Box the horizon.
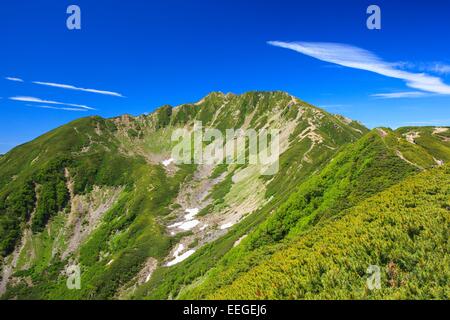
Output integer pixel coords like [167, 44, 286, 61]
[1, 0, 450, 153]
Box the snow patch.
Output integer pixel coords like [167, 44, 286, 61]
[173, 244, 185, 257]
[168, 221, 183, 228]
[162, 158, 175, 166]
[168, 208, 200, 231]
[166, 243, 195, 267]
[184, 208, 199, 220]
[167, 250, 196, 267]
[178, 220, 200, 230]
[220, 222, 234, 230]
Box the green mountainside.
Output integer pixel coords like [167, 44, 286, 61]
[190, 164, 450, 299]
[0, 91, 448, 300]
[178, 127, 449, 299]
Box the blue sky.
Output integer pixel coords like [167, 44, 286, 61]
[1, 0, 450, 153]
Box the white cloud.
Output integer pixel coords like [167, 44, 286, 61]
[268, 41, 450, 96]
[5, 77, 24, 82]
[371, 91, 429, 99]
[397, 62, 450, 75]
[424, 63, 450, 75]
[399, 62, 450, 75]
[26, 104, 88, 112]
[32, 81, 124, 97]
[9, 96, 95, 110]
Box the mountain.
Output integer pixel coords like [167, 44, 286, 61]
[186, 163, 450, 299]
[0, 91, 448, 300]
[179, 128, 450, 299]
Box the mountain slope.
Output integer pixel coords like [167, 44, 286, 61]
[0, 91, 367, 299]
[395, 126, 450, 165]
[202, 164, 450, 299]
[1, 91, 448, 300]
[178, 127, 450, 299]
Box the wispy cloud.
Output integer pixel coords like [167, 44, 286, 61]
[371, 91, 429, 99]
[33, 81, 125, 97]
[5, 77, 24, 82]
[26, 104, 88, 112]
[9, 96, 95, 110]
[268, 41, 450, 96]
[4, 76, 124, 97]
[398, 62, 450, 75]
[431, 63, 450, 75]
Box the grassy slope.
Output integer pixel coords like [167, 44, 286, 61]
[396, 127, 450, 164]
[1, 160, 196, 300]
[199, 164, 450, 299]
[0, 115, 154, 254]
[0, 113, 198, 299]
[179, 129, 449, 299]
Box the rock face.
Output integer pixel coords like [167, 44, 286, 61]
[0, 91, 448, 300]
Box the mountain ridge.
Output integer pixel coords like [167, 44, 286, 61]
[0, 91, 449, 300]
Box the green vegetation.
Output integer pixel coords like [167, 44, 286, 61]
[178, 128, 450, 299]
[0, 92, 448, 300]
[195, 165, 450, 299]
[148, 133, 421, 300]
[250, 130, 417, 247]
[396, 126, 450, 164]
